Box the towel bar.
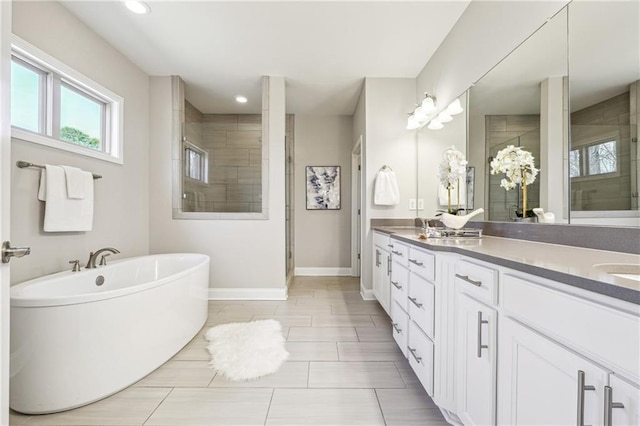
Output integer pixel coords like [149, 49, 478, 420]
[16, 161, 102, 180]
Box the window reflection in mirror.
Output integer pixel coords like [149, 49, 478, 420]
[568, 1, 639, 215]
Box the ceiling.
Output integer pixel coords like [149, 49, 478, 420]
[61, 1, 470, 115]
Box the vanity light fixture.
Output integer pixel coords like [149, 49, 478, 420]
[413, 105, 428, 122]
[235, 96, 248, 104]
[437, 111, 453, 123]
[427, 118, 444, 130]
[124, 0, 151, 14]
[447, 98, 464, 115]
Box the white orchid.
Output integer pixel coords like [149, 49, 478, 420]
[438, 146, 467, 190]
[490, 145, 539, 190]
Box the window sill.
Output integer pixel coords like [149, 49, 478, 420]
[11, 128, 123, 165]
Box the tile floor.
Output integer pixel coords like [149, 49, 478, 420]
[9, 276, 448, 426]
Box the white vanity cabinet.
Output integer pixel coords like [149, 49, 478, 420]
[454, 260, 499, 426]
[372, 232, 392, 314]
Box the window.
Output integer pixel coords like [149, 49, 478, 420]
[570, 139, 618, 179]
[184, 142, 208, 183]
[10, 35, 123, 164]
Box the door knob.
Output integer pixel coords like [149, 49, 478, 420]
[2, 241, 31, 263]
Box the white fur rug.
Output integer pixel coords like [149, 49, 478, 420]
[204, 319, 289, 381]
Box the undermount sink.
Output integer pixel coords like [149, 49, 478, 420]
[593, 263, 640, 282]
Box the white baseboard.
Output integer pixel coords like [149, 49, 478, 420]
[360, 287, 376, 300]
[294, 267, 353, 276]
[208, 287, 288, 300]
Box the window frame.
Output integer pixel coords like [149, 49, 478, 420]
[569, 132, 621, 182]
[183, 140, 209, 184]
[10, 35, 124, 164]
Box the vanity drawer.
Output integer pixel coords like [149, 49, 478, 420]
[455, 258, 498, 305]
[408, 247, 436, 281]
[408, 320, 435, 396]
[389, 238, 409, 263]
[391, 301, 409, 358]
[502, 273, 640, 380]
[408, 273, 435, 339]
[373, 231, 390, 249]
[391, 263, 409, 312]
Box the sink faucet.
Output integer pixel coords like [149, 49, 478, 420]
[86, 247, 120, 269]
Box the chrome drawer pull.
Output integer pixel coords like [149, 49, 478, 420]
[392, 323, 402, 334]
[409, 297, 423, 308]
[577, 370, 596, 426]
[408, 347, 422, 363]
[455, 273, 482, 287]
[408, 258, 424, 266]
[604, 386, 625, 426]
[387, 244, 394, 248]
[375, 249, 381, 267]
[391, 281, 402, 290]
[391, 250, 403, 256]
[477, 311, 489, 358]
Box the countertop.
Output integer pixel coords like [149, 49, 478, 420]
[374, 226, 640, 305]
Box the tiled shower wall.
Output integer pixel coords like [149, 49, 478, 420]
[485, 114, 541, 221]
[570, 91, 632, 211]
[184, 102, 263, 213]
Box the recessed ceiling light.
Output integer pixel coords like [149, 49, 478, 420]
[235, 96, 248, 104]
[124, 1, 151, 15]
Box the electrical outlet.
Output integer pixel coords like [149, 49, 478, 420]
[409, 199, 417, 210]
[417, 199, 424, 210]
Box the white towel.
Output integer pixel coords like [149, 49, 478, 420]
[374, 169, 400, 205]
[38, 165, 94, 232]
[438, 180, 466, 207]
[61, 165, 92, 199]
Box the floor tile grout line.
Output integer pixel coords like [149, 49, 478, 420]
[141, 387, 175, 426]
[373, 388, 389, 426]
[262, 388, 276, 426]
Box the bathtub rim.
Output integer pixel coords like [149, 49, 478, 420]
[10, 253, 210, 308]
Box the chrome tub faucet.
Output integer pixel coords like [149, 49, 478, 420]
[86, 247, 120, 269]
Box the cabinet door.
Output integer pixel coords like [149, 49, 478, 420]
[498, 318, 608, 426]
[607, 375, 640, 426]
[456, 293, 497, 426]
[372, 247, 390, 314]
[391, 301, 409, 358]
[408, 320, 435, 396]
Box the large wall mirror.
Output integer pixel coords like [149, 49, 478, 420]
[467, 0, 639, 227]
[568, 1, 639, 223]
[468, 6, 568, 222]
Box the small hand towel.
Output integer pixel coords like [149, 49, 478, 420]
[39, 165, 94, 232]
[374, 168, 400, 205]
[61, 165, 92, 199]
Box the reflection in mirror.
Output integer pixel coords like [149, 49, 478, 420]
[568, 1, 639, 220]
[468, 7, 567, 222]
[417, 91, 468, 217]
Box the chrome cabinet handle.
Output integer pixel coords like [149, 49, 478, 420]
[408, 258, 424, 266]
[577, 370, 596, 426]
[456, 273, 482, 287]
[1, 241, 31, 264]
[477, 311, 489, 358]
[409, 297, 423, 308]
[391, 281, 402, 290]
[387, 256, 391, 276]
[408, 347, 422, 363]
[376, 249, 381, 267]
[391, 250, 403, 256]
[387, 244, 394, 248]
[604, 385, 625, 426]
[392, 323, 402, 334]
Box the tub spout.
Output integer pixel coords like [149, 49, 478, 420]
[86, 248, 120, 269]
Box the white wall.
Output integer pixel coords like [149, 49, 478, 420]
[360, 78, 417, 293]
[294, 115, 353, 275]
[10, 1, 150, 283]
[149, 76, 287, 299]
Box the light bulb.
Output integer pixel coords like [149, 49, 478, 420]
[447, 99, 464, 115]
[413, 106, 427, 121]
[427, 119, 443, 130]
[406, 114, 420, 130]
[421, 96, 437, 114]
[235, 95, 248, 103]
[438, 111, 453, 123]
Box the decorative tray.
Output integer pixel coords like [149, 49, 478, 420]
[421, 227, 482, 239]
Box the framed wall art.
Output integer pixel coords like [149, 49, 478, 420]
[306, 166, 341, 210]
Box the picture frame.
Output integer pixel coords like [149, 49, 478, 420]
[466, 166, 475, 210]
[306, 166, 341, 210]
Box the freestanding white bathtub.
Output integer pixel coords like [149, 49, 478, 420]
[10, 253, 209, 414]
